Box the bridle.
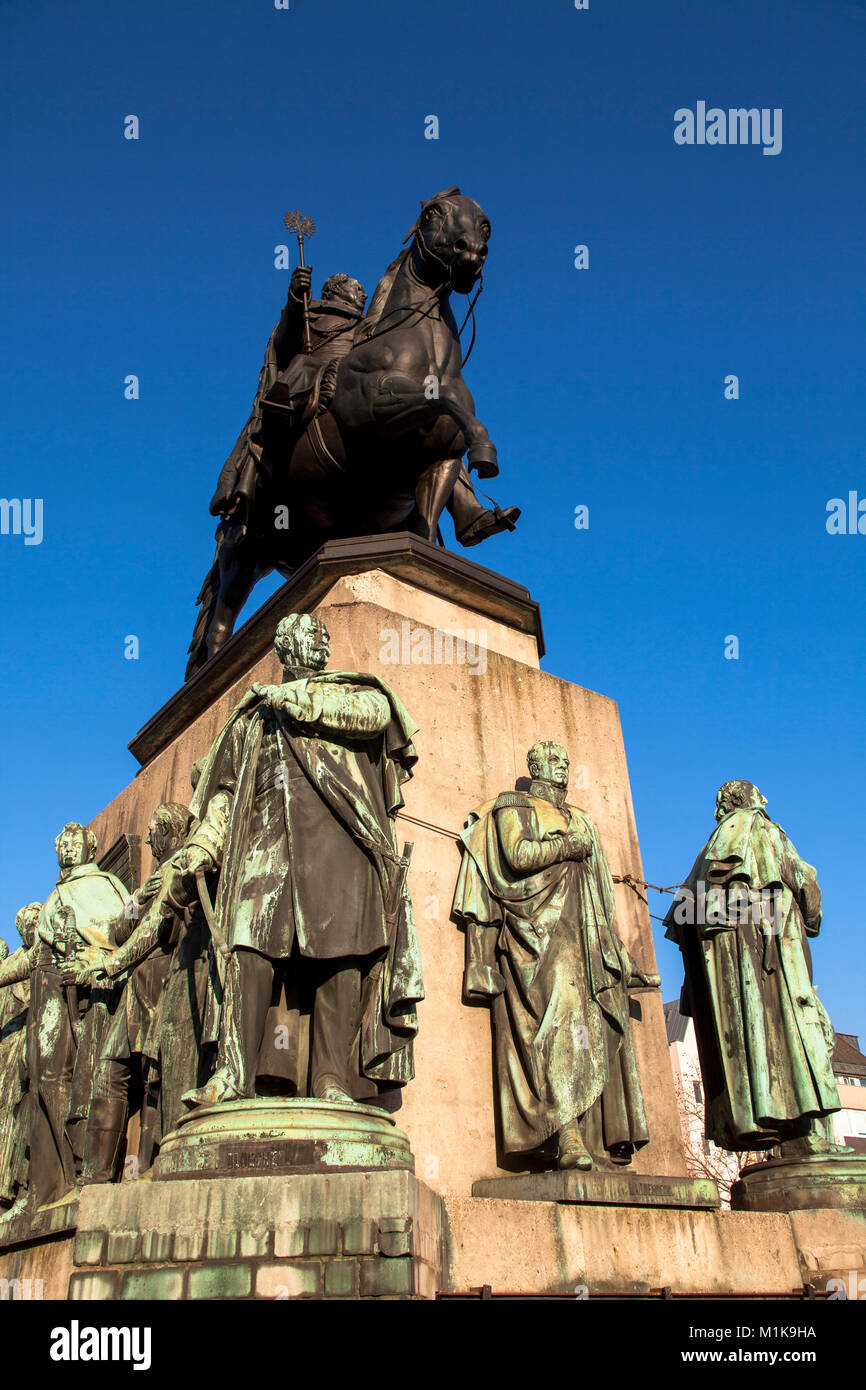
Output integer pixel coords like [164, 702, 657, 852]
[357, 215, 485, 364]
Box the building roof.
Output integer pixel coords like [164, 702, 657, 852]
[833, 1033, 866, 1079]
[663, 999, 690, 1045]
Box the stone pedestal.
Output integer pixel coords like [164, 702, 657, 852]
[67, 1170, 446, 1301]
[91, 533, 688, 1197]
[731, 1152, 866, 1213]
[472, 1170, 719, 1210]
[153, 1099, 414, 1180]
[4, 533, 863, 1299]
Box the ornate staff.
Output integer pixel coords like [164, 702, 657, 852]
[283, 209, 316, 354]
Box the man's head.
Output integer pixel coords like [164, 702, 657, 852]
[527, 740, 570, 789]
[15, 902, 41, 948]
[55, 822, 97, 870]
[321, 273, 366, 314]
[714, 780, 767, 822]
[274, 613, 331, 673]
[146, 803, 194, 866]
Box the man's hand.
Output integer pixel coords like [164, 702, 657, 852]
[289, 265, 312, 302]
[563, 828, 594, 861]
[170, 845, 216, 879]
[251, 681, 311, 722]
[158, 844, 216, 910]
[60, 947, 111, 988]
[137, 870, 163, 903]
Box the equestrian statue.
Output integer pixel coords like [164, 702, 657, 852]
[185, 188, 520, 678]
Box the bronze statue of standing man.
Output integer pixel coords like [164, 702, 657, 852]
[177, 613, 424, 1108]
[665, 780, 841, 1155]
[452, 741, 654, 1171]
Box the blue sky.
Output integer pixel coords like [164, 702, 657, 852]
[2, 0, 864, 1037]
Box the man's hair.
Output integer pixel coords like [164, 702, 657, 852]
[15, 901, 42, 946]
[54, 822, 98, 860]
[527, 740, 567, 775]
[715, 780, 767, 820]
[150, 803, 194, 847]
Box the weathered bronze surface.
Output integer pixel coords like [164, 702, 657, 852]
[0, 905, 39, 1212]
[471, 1170, 720, 1209]
[0, 826, 127, 1207]
[67, 800, 206, 1184]
[731, 1150, 866, 1212]
[665, 780, 843, 1153]
[186, 189, 520, 675]
[176, 612, 423, 1108]
[451, 740, 657, 1172]
[153, 1098, 414, 1181]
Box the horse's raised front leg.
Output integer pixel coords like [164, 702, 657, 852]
[371, 374, 499, 478]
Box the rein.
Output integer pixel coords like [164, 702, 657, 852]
[356, 227, 484, 361]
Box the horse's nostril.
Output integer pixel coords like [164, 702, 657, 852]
[454, 237, 469, 252]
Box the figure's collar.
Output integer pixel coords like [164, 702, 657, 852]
[280, 663, 320, 683]
[530, 779, 568, 810]
[57, 861, 98, 883]
[314, 299, 364, 320]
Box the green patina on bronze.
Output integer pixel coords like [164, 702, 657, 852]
[0, 615, 425, 1223]
[665, 780, 843, 1153]
[179, 612, 423, 1109]
[0, 905, 39, 1211]
[451, 740, 658, 1172]
[0, 826, 127, 1208]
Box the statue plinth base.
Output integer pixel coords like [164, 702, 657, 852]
[731, 1151, 866, 1213]
[471, 1169, 720, 1209]
[153, 1098, 414, 1181]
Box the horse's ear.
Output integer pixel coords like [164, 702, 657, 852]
[404, 187, 462, 243]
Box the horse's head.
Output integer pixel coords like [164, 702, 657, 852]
[409, 188, 490, 294]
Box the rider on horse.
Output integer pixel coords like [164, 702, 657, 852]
[209, 265, 519, 549]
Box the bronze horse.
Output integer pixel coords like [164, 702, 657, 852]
[186, 189, 512, 677]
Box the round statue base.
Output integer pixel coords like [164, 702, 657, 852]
[731, 1151, 866, 1212]
[153, 1098, 415, 1181]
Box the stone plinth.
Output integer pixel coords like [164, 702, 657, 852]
[67, 1170, 445, 1301]
[442, 1198, 806, 1298]
[0, 1197, 78, 1300]
[90, 533, 687, 1199]
[153, 1099, 414, 1181]
[731, 1152, 866, 1213]
[472, 1170, 719, 1210]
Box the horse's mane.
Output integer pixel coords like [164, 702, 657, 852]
[355, 190, 461, 342]
[356, 249, 410, 338]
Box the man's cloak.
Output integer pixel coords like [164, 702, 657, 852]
[665, 807, 839, 1150]
[189, 670, 424, 1090]
[452, 788, 649, 1158]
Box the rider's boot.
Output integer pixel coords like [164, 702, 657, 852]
[448, 468, 520, 547]
[456, 504, 521, 547]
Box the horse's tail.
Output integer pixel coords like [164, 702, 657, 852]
[185, 552, 220, 680]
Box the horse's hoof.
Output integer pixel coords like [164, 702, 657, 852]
[467, 443, 499, 478]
